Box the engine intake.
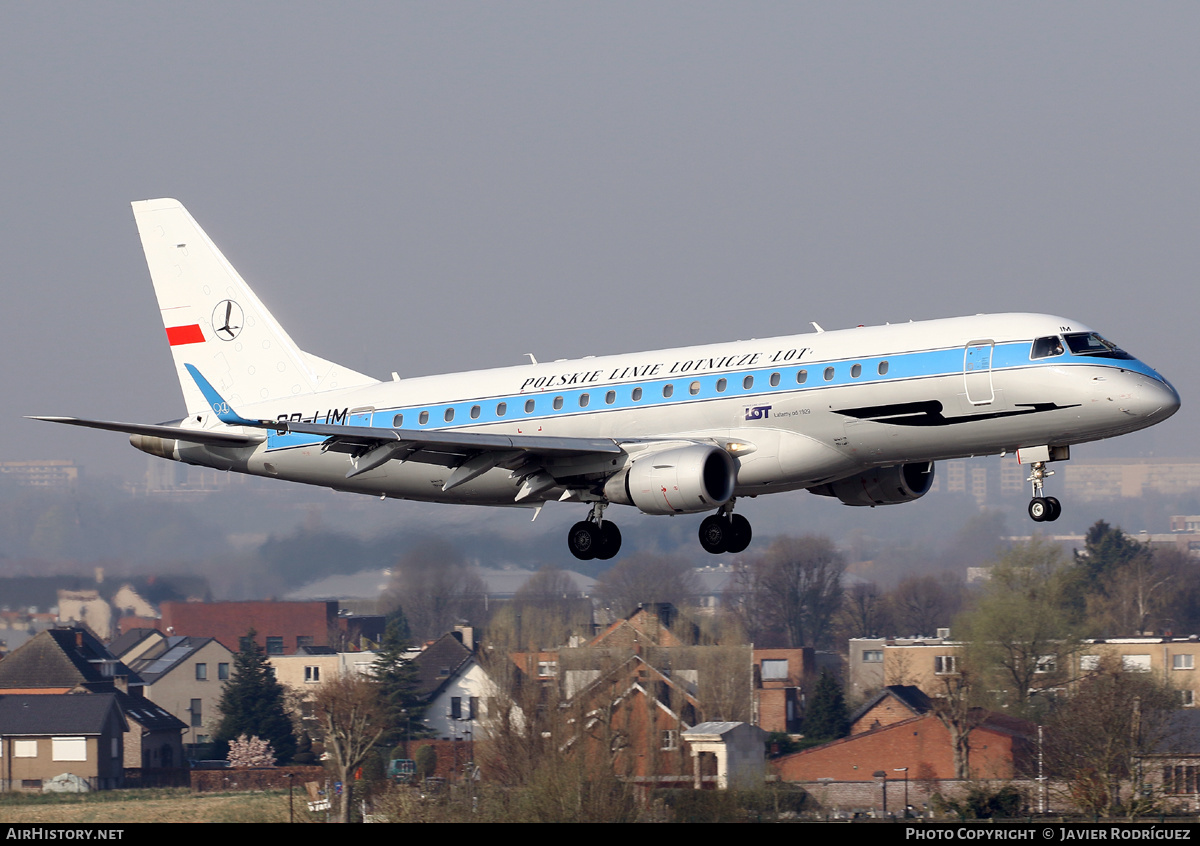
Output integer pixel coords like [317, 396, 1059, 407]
[808, 462, 934, 507]
[604, 445, 736, 516]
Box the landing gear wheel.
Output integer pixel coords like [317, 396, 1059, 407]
[726, 514, 752, 554]
[1044, 496, 1062, 522]
[567, 521, 600, 560]
[1028, 497, 1048, 522]
[595, 522, 623, 560]
[699, 515, 729, 554]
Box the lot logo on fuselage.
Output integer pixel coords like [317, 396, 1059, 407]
[744, 405, 771, 421]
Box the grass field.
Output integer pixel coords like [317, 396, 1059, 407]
[0, 788, 320, 824]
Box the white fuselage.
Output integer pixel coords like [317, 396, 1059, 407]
[168, 312, 1179, 507]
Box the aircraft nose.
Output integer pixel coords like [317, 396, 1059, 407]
[1124, 373, 1181, 424]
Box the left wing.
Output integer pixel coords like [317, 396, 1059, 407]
[186, 363, 628, 500]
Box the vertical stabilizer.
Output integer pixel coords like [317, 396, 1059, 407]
[132, 199, 376, 416]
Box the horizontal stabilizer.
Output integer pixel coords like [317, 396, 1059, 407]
[28, 416, 264, 447]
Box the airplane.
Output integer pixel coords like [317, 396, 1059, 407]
[33, 199, 1180, 562]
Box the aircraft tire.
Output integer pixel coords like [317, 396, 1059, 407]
[568, 521, 600, 560]
[1044, 497, 1062, 522]
[698, 515, 729, 554]
[596, 522, 622, 560]
[1028, 498, 1048, 522]
[725, 514, 752, 554]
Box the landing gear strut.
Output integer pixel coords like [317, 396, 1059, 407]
[567, 502, 622, 561]
[1026, 460, 1062, 523]
[698, 502, 753, 554]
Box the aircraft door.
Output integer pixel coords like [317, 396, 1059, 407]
[963, 341, 995, 405]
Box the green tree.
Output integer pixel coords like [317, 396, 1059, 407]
[956, 537, 1082, 719]
[213, 630, 296, 763]
[371, 619, 426, 755]
[802, 672, 849, 743]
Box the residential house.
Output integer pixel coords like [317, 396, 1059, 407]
[118, 634, 235, 752]
[0, 627, 185, 771]
[0, 693, 127, 791]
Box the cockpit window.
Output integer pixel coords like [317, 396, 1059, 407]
[1063, 332, 1133, 360]
[1031, 336, 1065, 359]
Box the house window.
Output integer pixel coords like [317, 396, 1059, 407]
[1035, 655, 1057, 674]
[14, 740, 37, 758]
[305, 666, 321, 683]
[537, 661, 558, 677]
[661, 730, 678, 751]
[191, 699, 203, 728]
[218, 663, 230, 680]
[934, 656, 957, 675]
[1175, 654, 1195, 670]
[1081, 655, 1100, 672]
[450, 697, 462, 720]
[52, 737, 86, 762]
[266, 637, 284, 655]
[761, 659, 789, 680]
[1122, 655, 1152, 673]
[297, 636, 314, 650]
[862, 650, 883, 663]
[469, 697, 479, 720]
[195, 663, 207, 681]
[1181, 689, 1196, 708]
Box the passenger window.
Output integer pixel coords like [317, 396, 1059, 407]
[743, 375, 754, 390]
[797, 370, 807, 384]
[662, 384, 673, 398]
[553, 396, 563, 410]
[632, 387, 642, 401]
[470, 405, 480, 419]
[524, 399, 535, 413]
[878, 361, 889, 375]
[444, 408, 455, 422]
[496, 402, 507, 416]
[418, 410, 429, 425]
[716, 378, 727, 393]
[605, 391, 616, 405]
[770, 373, 780, 387]
[824, 367, 834, 381]
[689, 381, 701, 395]
[579, 393, 589, 408]
[1032, 336, 1065, 359]
[392, 413, 403, 427]
[851, 364, 862, 378]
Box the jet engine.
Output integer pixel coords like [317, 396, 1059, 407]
[604, 445, 736, 516]
[807, 462, 934, 507]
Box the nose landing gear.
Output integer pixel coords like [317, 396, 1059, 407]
[1026, 460, 1062, 523]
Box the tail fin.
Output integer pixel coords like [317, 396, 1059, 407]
[132, 198, 377, 416]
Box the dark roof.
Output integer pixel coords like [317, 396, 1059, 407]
[849, 684, 933, 725]
[0, 627, 142, 691]
[412, 633, 473, 700]
[0, 693, 126, 736]
[114, 691, 187, 732]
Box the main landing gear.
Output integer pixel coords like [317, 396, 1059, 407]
[1026, 460, 1062, 523]
[567, 503, 622, 561]
[698, 503, 753, 555]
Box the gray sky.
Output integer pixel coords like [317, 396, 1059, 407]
[4, 2, 1197, 486]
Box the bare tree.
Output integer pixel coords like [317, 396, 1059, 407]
[594, 552, 698, 618]
[1043, 654, 1178, 817]
[382, 540, 487, 642]
[312, 674, 387, 824]
[891, 573, 965, 637]
[730, 535, 845, 649]
[488, 566, 591, 651]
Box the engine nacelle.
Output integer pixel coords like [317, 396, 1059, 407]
[807, 462, 935, 507]
[604, 445, 736, 516]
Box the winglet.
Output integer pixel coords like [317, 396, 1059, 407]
[184, 364, 262, 426]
